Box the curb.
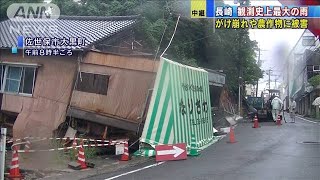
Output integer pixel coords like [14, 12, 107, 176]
[295, 115, 320, 124]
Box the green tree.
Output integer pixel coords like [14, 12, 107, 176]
[6, 0, 262, 93]
[309, 75, 320, 87]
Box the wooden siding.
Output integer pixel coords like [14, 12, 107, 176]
[83, 51, 159, 72]
[70, 62, 157, 123]
[0, 50, 78, 138]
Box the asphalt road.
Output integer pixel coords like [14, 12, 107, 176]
[87, 114, 320, 180]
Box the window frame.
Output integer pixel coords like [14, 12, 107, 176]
[302, 36, 316, 46]
[0, 63, 38, 97]
[313, 65, 320, 72]
[76, 71, 110, 95]
[3, 65, 23, 94]
[18, 66, 36, 96]
[0, 65, 6, 91]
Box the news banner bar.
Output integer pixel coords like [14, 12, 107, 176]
[190, 0, 320, 18]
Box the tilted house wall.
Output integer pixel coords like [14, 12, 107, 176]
[0, 50, 78, 138]
[0, 15, 142, 138]
[69, 51, 159, 132]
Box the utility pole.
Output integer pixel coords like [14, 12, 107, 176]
[256, 49, 260, 97]
[237, 7, 242, 116]
[267, 69, 272, 90]
[238, 44, 242, 116]
[256, 46, 268, 97]
[287, 61, 290, 109]
[238, 33, 243, 116]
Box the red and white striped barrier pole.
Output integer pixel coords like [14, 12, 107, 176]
[72, 137, 78, 158]
[72, 138, 77, 149]
[11, 139, 129, 153]
[24, 139, 31, 153]
[8, 137, 122, 143]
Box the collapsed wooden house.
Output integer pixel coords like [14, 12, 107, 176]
[0, 15, 158, 138]
[0, 15, 226, 140]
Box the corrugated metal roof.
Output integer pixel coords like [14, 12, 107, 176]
[0, 15, 138, 49]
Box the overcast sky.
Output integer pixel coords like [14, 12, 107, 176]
[225, 0, 304, 94]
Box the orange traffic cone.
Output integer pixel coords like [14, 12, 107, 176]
[8, 146, 22, 180]
[120, 141, 129, 161]
[77, 140, 87, 169]
[227, 126, 237, 143]
[276, 115, 282, 126]
[252, 115, 260, 128]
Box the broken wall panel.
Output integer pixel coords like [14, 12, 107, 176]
[70, 51, 158, 123]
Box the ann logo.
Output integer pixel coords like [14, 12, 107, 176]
[14, 6, 50, 19]
[7, 3, 60, 20]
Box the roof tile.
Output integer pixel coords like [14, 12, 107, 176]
[0, 15, 138, 49]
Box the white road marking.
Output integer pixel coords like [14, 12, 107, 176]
[104, 162, 166, 180]
[296, 116, 319, 124]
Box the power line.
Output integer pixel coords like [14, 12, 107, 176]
[159, 10, 217, 46]
[153, 19, 168, 60]
[161, 15, 181, 57]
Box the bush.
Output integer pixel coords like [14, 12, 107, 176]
[47, 136, 98, 162]
[83, 147, 97, 159]
[308, 75, 320, 87]
[311, 110, 316, 118]
[66, 144, 97, 161]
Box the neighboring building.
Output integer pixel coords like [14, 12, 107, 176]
[244, 84, 255, 97]
[279, 83, 286, 103]
[204, 68, 226, 108]
[283, 29, 320, 116]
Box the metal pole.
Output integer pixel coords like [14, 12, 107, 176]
[256, 48, 261, 97]
[256, 47, 269, 96]
[1, 128, 7, 180]
[238, 83, 241, 115]
[268, 69, 271, 90]
[237, 26, 242, 116]
[287, 64, 290, 109]
[238, 77, 242, 116]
